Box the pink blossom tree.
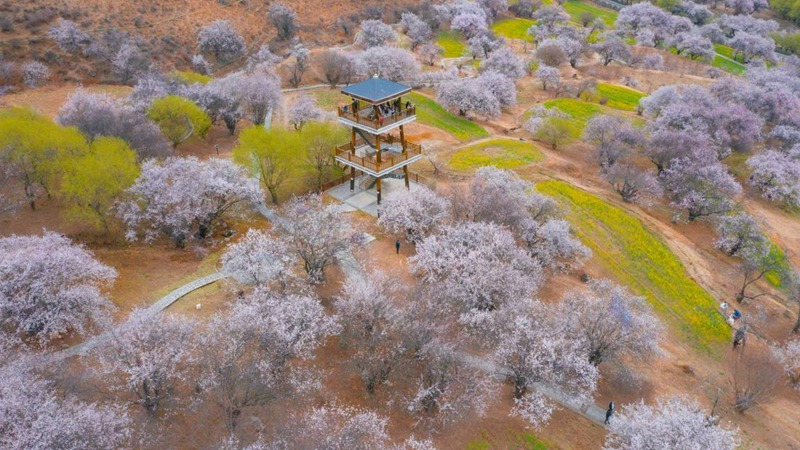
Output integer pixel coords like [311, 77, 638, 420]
[436, 77, 501, 119]
[661, 157, 742, 221]
[0, 362, 131, 449]
[221, 228, 294, 286]
[747, 150, 800, 208]
[94, 310, 195, 415]
[358, 19, 398, 47]
[267, 2, 298, 41]
[197, 289, 336, 431]
[336, 270, 411, 394]
[21, 61, 50, 88]
[604, 396, 739, 449]
[377, 185, 452, 243]
[197, 20, 246, 64]
[774, 338, 800, 388]
[116, 157, 262, 247]
[280, 194, 358, 284]
[287, 93, 325, 130]
[358, 46, 420, 82]
[603, 163, 663, 205]
[48, 19, 90, 52]
[481, 46, 526, 79]
[0, 232, 116, 350]
[557, 279, 663, 365]
[57, 89, 171, 158]
[712, 212, 768, 258]
[493, 304, 599, 428]
[402, 13, 433, 50]
[411, 221, 542, 326]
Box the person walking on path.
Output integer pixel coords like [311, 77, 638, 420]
[395, 240, 401, 255]
[605, 401, 614, 425]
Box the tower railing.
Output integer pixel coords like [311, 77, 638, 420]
[334, 141, 422, 173]
[338, 105, 416, 130]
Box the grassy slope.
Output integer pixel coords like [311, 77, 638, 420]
[596, 83, 645, 111]
[491, 18, 536, 40]
[712, 44, 747, 74]
[563, 0, 618, 26]
[449, 139, 544, 171]
[436, 30, 468, 58]
[407, 92, 489, 141]
[537, 181, 729, 351]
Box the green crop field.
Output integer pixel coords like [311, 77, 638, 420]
[491, 18, 536, 40]
[407, 92, 489, 141]
[449, 139, 544, 171]
[537, 181, 729, 351]
[436, 30, 468, 58]
[542, 98, 603, 127]
[563, 0, 618, 26]
[596, 83, 645, 111]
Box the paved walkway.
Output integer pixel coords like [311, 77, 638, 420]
[55, 272, 226, 359]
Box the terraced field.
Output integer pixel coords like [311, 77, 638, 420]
[596, 83, 645, 111]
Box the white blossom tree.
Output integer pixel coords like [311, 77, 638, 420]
[377, 185, 452, 244]
[661, 157, 742, 221]
[94, 310, 195, 415]
[604, 396, 739, 450]
[336, 270, 410, 394]
[713, 212, 768, 258]
[238, 71, 282, 125]
[481, 46, 526, 79]
[280, 194, 358, 283]
[402, 12, 433, 50]
[411, 221, 542, 328]
[558, 280, 663, 366]
[21, 61, 50, 88]
[221, 228, 294, 286]
[436, 77, 501, 119]
[278, 403, 392, 448]
[197, 20, 246, 64]
[774, 339, 800, 389]
[519, 218, 590, 272]
[602, 163, 663, 206]
[0, 361, 131, 449]
[359, 46, 420, 82]
[359, 19, 398, 47]
[747, 150, 800, 208]
[57, 88, 171, 158]
[287, 94, 325, 130]
[268, 2, 298, 41]
[0, 232, 116, 349]
[493, 304, 599, 428]
[116, 157, 262, 247]
[197, 289, 336, 430]
[49, 19, 90, 52]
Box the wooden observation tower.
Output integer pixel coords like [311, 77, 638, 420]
[335, 75, 422, 204]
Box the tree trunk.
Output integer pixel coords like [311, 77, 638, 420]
[793, 302, 800, 334]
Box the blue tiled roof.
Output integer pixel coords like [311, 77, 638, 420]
[341, 76, 412, 104]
